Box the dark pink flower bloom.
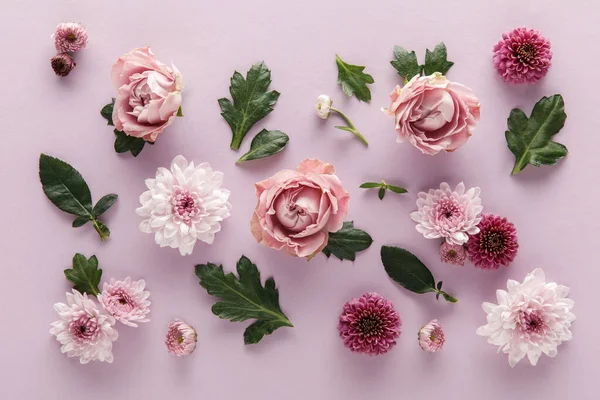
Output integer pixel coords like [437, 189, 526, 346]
[51, 53, 76, 77]
[466, 214, 519, 269]
[493, 27, 552, 84]
[338, 292, 401, 355]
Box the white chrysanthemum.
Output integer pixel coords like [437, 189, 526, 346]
[50, 290, 118, 364]
[477, 268, 575, 367]
[410, 182, 483, 245]
[136, 155, 231, 256]
[315, 94, 332, 119]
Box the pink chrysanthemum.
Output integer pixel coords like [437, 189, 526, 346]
[52, 22, 88, 53]
[493, 27, 552, 84]
[440, 242, 466, 266]
[410, 182, 483, 246]
[466, 214, 519, 270]
[338, 292, 401, 355]
[49, 290, 118, 364]
[418, 319, 445, 352]
[98, 277, 151, 327]
[165, 319, 197, 356]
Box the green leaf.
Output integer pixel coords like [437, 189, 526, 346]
[39, 154, 93, 217]
[322, 221, 373, 261]
[176, 106, 183, 117]
[64, 254, 102, 296]
[93, 221, 110, 241]
[236, 129, 289, 164]
[381, 245, 458, 303]
[390, 46, 422, 80]
[335, 55, 374, 102]
[218, 62, 280, 150]
[378, 187, 386, 200]
[505, 94, 568, 175]
[386, 185, 408, 194]
[100, 99, 115, 126]
[194, 256, 293, 345]
[423, 43, 454, 76]
[93, 194, 118, 217]
[114, 129, 147, 157]
[359, 182, 383, 189]
[437, 281, 443, 290]
[72, 216, 90, 228]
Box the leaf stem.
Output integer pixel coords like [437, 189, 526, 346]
[331, 107, 369, 146]
[230, 133, 243, 150]
[91, 218, 109, 241]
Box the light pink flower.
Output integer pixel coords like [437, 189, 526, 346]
[410, 182, 483, 245]
[111, 47, 182, 142]
[493, 27, 552, 84]
[165, 319, 197, 356]
[98, 277, 151, 327]
[466, 214, 519, 270]
[251, 159, 350, 259]
[439, 242, 466, 266]
[52, 22, 88, 53]
[338, 292, 401, 355]
[384, 73, 480, 155]
[418, 319, 445, 352]
[50, 290, 118, 364]
[477, 269, 575, 367]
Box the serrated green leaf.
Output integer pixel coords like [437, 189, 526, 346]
[93, 194, 118, 217]
[114, 129, 146, 157]
[335, 55, 374, 102]
[236, 129, 289, 164]
[505, 94, 568, 175]
[381, 245, 457, 303]
[195, 256, 293, 345]
[322, 221, 373, 261]
[423, 43, 454, 76]
[390, 46, 422, 80]
[386, 185, 408, 194]
[39, 154, 93, 217]
[72, 216, 90, 228]
[218, 62, 280, 150]
[100, 99, 115, 126]
[359, 182, 383, 189]
[64, 254, 102, 296]
[378, 187, 386, 200]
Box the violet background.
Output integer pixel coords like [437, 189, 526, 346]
[1, 0, 598, 398]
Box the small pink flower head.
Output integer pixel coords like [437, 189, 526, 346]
[165, 319, 197, 356]
[53, 22, 88, 53]
[410, 182, 483, 246]
[98, 277, 151, 327]
[418, 319, 445, 352]
[338, 292, 401, 355]
[50, 53, 76, 77]
[493, 27, 552, 84]
[466, 214, 519, 270]
[439, 242, 466, 266]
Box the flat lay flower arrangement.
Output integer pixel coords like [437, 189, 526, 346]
[38, 20, 578, 373]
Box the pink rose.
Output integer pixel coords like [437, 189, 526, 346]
[250, 159, 350, 259]
[385, 73, 480, 155]
[111, 47, 182, 142]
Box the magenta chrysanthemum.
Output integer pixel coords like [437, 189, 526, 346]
[439, 242, 466, 266]
[410, 182, 483, 246]
[418, 319, 445, 352]
[466, 214, 519, 270]
[98, 277, 151, 327]
[493, 27, 552, 84]
[50, 53, 76, 77]
[338, 292, 401, 355]
[165, 319, 197, 356]
[52, 22, 88, 53]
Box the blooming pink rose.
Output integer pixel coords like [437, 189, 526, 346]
[111, 47, 182, 142]
[250, 159, 350, 258]
[385, 73, 480, 155]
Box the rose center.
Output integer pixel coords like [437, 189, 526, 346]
[358, 312, 383, 338]
[274, 186, 322, 233]
[171, 190, 199, 223]
[516, 42, 536, 65]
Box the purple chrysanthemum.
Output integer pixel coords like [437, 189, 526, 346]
[493, 27, 552, 84]
[52, 22, 88, 53]
[338, 292, 401, 355]
[50, 53, 76, 77]
[466, 214, 519, 270]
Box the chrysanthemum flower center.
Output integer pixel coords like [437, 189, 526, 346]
[518, 310, 546, 334]
[515, 42, 536, 65]
[436, 198, 462, 221]
[67, 33, 77, 42]
[71, 316, 98, 341]
[358, 312, 383, 337]
[480, 230, 506, 254]
[171, 190, 199, 223]
[108, 288, 135, 312]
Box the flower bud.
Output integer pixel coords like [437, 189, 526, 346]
[51, 53, 76, 77]
[315, 95, 333, 119]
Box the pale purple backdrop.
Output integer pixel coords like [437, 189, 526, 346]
[1, 0, 598, 398]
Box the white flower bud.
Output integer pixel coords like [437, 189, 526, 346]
[315, 95, 333, 119]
